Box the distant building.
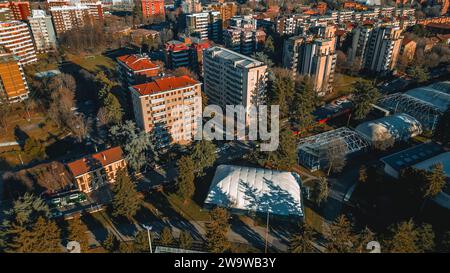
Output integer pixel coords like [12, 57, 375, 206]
[203, 46, 267, 111]
[48, 4, 91, 36]
[0, 1, 30, 21]
[28, 10, 57, 53]
[0, 7, 12, 21]
[206, 1, 237, 28]
[47, 0, 103, 36]
[140, 0, 165, 18]
[364, 25, 403, 73]
[130, 75, 202, 146]
[223, 27, 265, 56]
[186, 11, 221, 42]
[0, 21, 37, 65]
[282, 25, 337, 96]
[0, 48, 29, 102]
[164, 38, 210, 73]
[117, 54, 161, 86]
[66, 146, 127, 193]
[349, 24, 403, 73]
[180, 0, 201, 14]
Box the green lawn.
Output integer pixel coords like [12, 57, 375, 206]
[325, 73, 361, 102]
[66, 53, 116, 73]
[165, 193, 211, 222]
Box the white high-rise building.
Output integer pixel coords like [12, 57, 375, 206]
[28, 10, 57, 53]
[203, 46, 267, 111]
[0, 21, 37, 65]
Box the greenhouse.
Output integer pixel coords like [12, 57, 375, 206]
[355, 113, 422, 145]
[297, 127, 370, 171]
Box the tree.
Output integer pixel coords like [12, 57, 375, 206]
[385, 219, 419, 253]
[434, 106, 450, 146]
[111, 168, 143, 220]
[190, 140, 217, 176]
[160, 227, 174, 246]
[23, 137, 46, 160]
[417, 223, 435, 253]
[176, 156, 196, 203]
[67, 217, 90, 252]
[354, 227, 375, 253]
[289, 223, 316, 253]
[324, 138, 347, 175]
[423, 163, 446, 198]
[8, 216, 62, 253]
[358, 165, 368, 183]
[110, 121, 154, 173]
[351, 80, 381, 120]
[325, 215, 357, 253]
[264, 35, 275, 56]
[205, 207, 231, 253]
[179, 231, 193, 250]
[102, 232, 119, 253]
[0, 102, 12, 132]
[133, 230, 150, 252]
[68, 113, 92, 143]
[171, 67, 198, 80]
[269, 70, 294, 118]
[407, 65, 429, 83]
[267, 128, 298, 170]
[103, 93, 123, 125]
[440, 230, 450, 252]
[311, 177, 329, 207]
[251, 52, 274, 68]
[290, 77, 316, 131]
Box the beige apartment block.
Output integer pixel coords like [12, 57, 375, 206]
[130, 75, 202, 147]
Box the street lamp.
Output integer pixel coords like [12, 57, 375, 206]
[142, 224, 153, 253]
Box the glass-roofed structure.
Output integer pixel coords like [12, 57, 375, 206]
[297, 127, 370, 171]
[376, 81, 450, 131]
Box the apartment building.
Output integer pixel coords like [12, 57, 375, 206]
[0, 7, 12, 21]
[66, 146, 127, 193]
[28, 10, 57, 53]
[0, 1, 30, 21]
[348, 23, 373, 65]
[229, 15, 257, 30]
[140, 0, 165, 18]
[0, 21, 37, 65]
[49, 4, 91, 36]
[180, 0, 201, 14]
[203, 46, 267, 110]
[130, 75, 202, 146]
[117, 54, 161, 86]
[206, 1, 237, 28]
[186, 11, 221, 42]
[282, 25, 337, 96]
[363, 26, 403, 73]
[0, 47, 29, 102]
[223, 27, 265, 56]
[164, 38, 210, 73]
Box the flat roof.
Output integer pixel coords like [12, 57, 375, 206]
[381, 142, 444, 172]
[205, 46, 266, 69]
[413, 151, 450, 178]
[204, 165, 303, 217]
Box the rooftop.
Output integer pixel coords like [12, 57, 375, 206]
[66, 146, 124, 177]
[204, 165, 304, 217]
[131, 75, 200, 96]
[381, 142, 444, 172]
[205, 46, 266, 69]
[117, 54, 159, 72]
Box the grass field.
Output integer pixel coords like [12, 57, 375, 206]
[165, 193, 211, 222]
[66, 53, 116, 73]
[325, 73, 361, 102]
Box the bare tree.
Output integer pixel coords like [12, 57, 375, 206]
[324, 138, 347, 175]
[68, 114, 92, 143]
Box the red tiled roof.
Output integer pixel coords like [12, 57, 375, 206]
[67, 146, 125, 177]
[117, 54, 160, 72]
[402, 38, 415, 46]
[132, 75, 199, 96]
